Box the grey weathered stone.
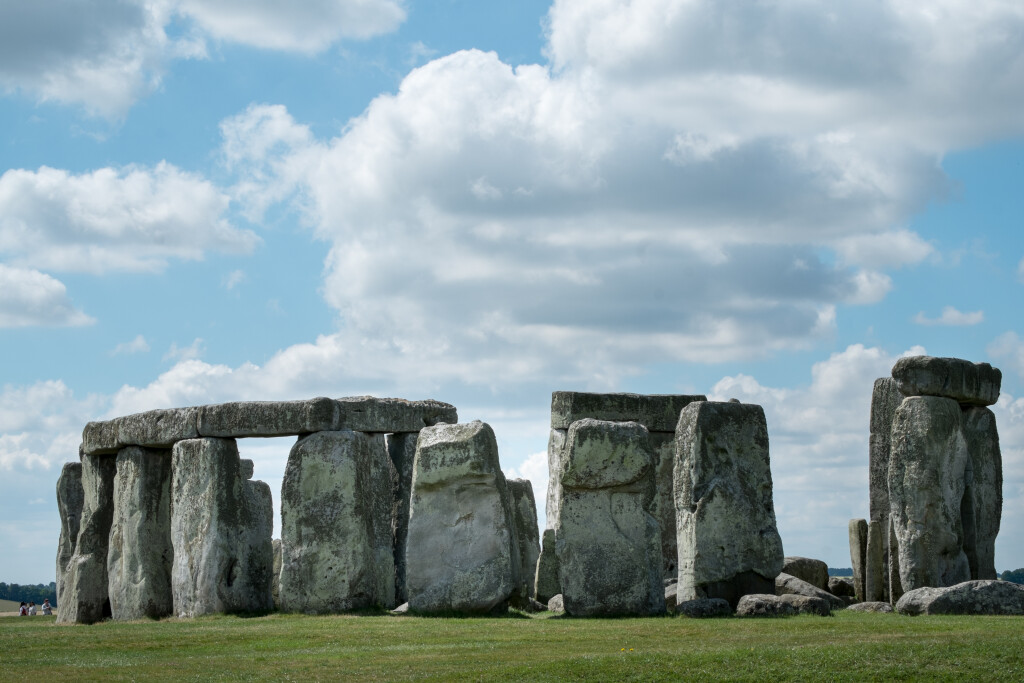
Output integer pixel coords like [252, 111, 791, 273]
[55, 462, 84, 613]
[736, 593, 830, 617]
[869, 376, 901, 595]
[544, 429, 567, 529]
[775, 573, 845, 610]
[405, 421, 519, 614]
[170, 437, 274, 617]
[279, 430, 396, 613]
[507, 478, 541, 603]
[665, 583, 677, 612]
[962, 406, 1001, 580]
[81, 420, 121, 456]
[847, 601, 893, 613]
[649, 431, 679, 578]
[889, 396, 971, 591]
[239, 459, 254, 480]
[891, 356, 1001, 407]
[335, 396, 457, 432]
[676, 597, 732, 618]
[865, 520, 885, 602]
[117, 408, 199, 450]
[534, 528, 560, 603]
[58, 454, 116, 624]
[550, 392, 706, 431]
[547, 594, 564, 612]
[781, 557, 829, 592]
[828, 576, 855, 597]
[386, 432, 418, 604]
[888, 518, 903, 605]
[556, 419, 664, 616]
[196, 398, 342, 438]
[107, 447, 173, 620]
[272, 539, 281, 609]
[390, 602, 409, 614]
[675, 401, 784, 607]
[849, 519, 867, 602]
[895, 580, 1024, 616]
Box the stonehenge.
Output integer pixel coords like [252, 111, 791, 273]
[855, 356, 1003, 605]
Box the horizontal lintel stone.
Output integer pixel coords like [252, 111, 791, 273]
[550, 392, 706, 431]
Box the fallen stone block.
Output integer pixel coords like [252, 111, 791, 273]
[279, 430, 396, 613]
[547, 594, 564, 613]
[556, 419, 664, 616]
[846, 601, 894, 613]
[781, 557, 829, 592]
[891, 356, 1001, 407]
[775, 573, 845, 610]
[405, 421, 519, 614]
[895, 580, 1024, 616]
[108, 447, 173, 620]
[828, 576, 855, 597]
[736, 593, 830, 617]
[675, 401, 784, 608]
[889, 396, 971, 591]
[55, 462, 84, 613]
[676, 597, 732, 618]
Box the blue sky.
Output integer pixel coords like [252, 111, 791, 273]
[2, 0, 1023, 584]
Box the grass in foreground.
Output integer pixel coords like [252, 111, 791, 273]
[3, 610, 1024, 681]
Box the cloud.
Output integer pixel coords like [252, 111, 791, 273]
[0, 380, 102, 470]
[835, 230, 935, 269]
[111, 334, 151, 355]
[175, 0, 406, 53]
[0, 162, 259, 274]
[163, 338, 205, 363]
[913, 306, 985, 326]
[0, 0, 405, 116]
[0, 265, 94, 328]
[1018, 257, 1024, 282]
[989, 332, 1024, 380]
[223, 269, 246, 290]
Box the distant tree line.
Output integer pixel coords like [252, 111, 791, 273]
[1000, 569, 1024, 585]
[0, 582, 57, 606]
[828, 567, 853, 577]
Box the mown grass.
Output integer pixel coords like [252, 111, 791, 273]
[3, 610, 1023, 681]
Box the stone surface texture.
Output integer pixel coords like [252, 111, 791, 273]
[869, 376, 901, 597]
[865, 520, 885, 602]
[891, 356, 1001, 406]
[507, 478, 541, 603]
[781, 557, 829, 592]
[272, 539, 281, 609]
[775, 573, 845, 610]
[675, 401, 784, 607]
[55, 462, 84, 614]
[847, 601, 894, 613]
[550, 392, 706, 431]
[848, 519, 867, 602]
[736, 593, 830, 617]
[387, 432, 418, 604]
[107, 447, 173, 620]
[676, 597, 732, 618]
[534, 528, 560, 603]
[405, 421, 519, 614]
[895, 580, 1024, 616]
[547, 594, 564, 612]
[888, 396, 971, 591]
[58, 454, 116, 624]
[962, 406, 1002, 580]
[828, 577, 855, 597]
[279, 430, 397, 613]
[543, 428, 567, 531]
[335, 396, 457, 432]
[197, 398, 342, 438]
[555, 419, 664, 616]
[170, 437, 274, 617]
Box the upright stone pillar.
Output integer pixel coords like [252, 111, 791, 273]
[869, 377, 901, 597]
[55, 461, 84, 613]
[675, 402, 784, 608]
[535, 428, 567, 600]
[507, 478, 541, 603]
[557, 419, 664, 616]
[848, 518, 867, 603]
[170, 437, 274, 617]
[533, 528, 560, 603]
[387, 432, 418, 604]
[108, 446, 173, 620]
[865, 520, 885, 602]
[888, 396, 971, 591]
[279, 430, 396, 613]
[58, 454, 116, 624]
[405, 421, 519, 613]
[888, 519, 903, 605]
[962, 406, 1002, 580]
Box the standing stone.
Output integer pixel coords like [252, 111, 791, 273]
[648, 431, 679, 578]
[271, 539, 282, 609]
[55, 461, 84, 612]
[865, 520, 885, 603]
[848, 519, 867, 602]
[675, 402, 784, 608]
[58, 454, 116, 624]
[781, 557, 829, 592]
[534, 529, 560, 603]
[107, 447, 173, 620]
[888, 518, 903, 605]
[170, 437, 274, 617]
[869, 376, 901, 598]
[962, 406, 1002, 580]
[544, 428, 567, 530]
[891, 356, 1001, 406]
[888, 396, 971, 591]
[387, 432, 418, 604]
[507, 478, 541, 602]
[556, 419, 664, 616]
[279, 430, 396, 613]
[405, 421, 519, 613]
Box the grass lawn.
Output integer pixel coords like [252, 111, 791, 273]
[3, 610, 1023, 681]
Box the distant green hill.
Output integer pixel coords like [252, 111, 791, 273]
[0, 599, 22, 613]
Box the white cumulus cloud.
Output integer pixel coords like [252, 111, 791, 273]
[0, 265, 94, 328]
[111, 335, 151, 355]
[914, 306, 985, 326]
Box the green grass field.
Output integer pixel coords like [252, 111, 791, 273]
[3, 610, 1023, 681]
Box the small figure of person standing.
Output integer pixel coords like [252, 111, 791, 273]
[41, 599, 52, 615]
[27, 602, 37, 616]
[18, 602, 27, 616]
